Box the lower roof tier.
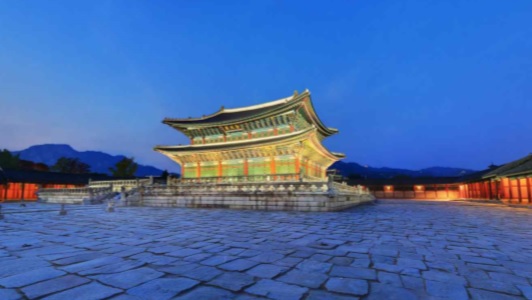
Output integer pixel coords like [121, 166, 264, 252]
[155, 127, 344, 168]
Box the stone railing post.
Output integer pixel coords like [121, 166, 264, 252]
[88, 188, 94, 200]
[59, 204, 67, 216]
[139, 185, 145, 206]
[327, 175, 337, 198]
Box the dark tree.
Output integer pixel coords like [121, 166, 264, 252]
[0, 149, 20, 169]
[52, 157, 91, 174]
[348, 173, 363, 180]
[109, 157, 138, 177]
[392, 174, 412, 179]
[161, 170, 169, 179]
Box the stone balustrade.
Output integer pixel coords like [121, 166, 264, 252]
[170, 174, 324, 185]
[89, 178, 151, 192]
[332, 181, 368, 194]
[37, 186, 115, 204]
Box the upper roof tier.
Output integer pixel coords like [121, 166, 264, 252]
[162, 89, 339, 137]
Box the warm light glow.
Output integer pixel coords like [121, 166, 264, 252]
[385, 185, 393, 191]
[416, 185, 424, 191]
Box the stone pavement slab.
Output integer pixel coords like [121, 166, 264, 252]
[90, 267, 163, 289]
[0, 266, 65, 288]
[21, 275, 90, 299]
[325, 277, 369, 296]
[0, 289, 22, 300]
[245, 279, 308, 300]
[208, 272, 255, 292]
[126, 278, 198, 300]
[42, 282, 121, 300]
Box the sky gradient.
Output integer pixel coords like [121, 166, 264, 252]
[1, 0, 531, 173]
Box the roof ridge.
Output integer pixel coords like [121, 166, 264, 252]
[164, 91, 307, 123]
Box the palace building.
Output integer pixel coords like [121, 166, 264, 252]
[155, 90, 344, 182]
[143, 90, 375, 211]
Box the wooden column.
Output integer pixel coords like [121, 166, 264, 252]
[506, 178, 514, 201]
[445, 184, 449, 199]
[526, 177, 532, 204]
[517, 178, 523, 203]
[295, 157, 300, 175]
[499, 179, 506, 200]
[196, 162, 201, 178]
[270, 157, 276, 180]
[244, 159, 249, 176]
[273, 127, 278, 135]
[21, 183, 25, 200]
[217, 161, 222, 177]
[289, 124, 294, 132]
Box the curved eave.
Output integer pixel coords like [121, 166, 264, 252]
[332, 152, 346, 159]
[154, 127, 315, 154]
[299, 92, 339, 137]
[306, 134, 345, 162]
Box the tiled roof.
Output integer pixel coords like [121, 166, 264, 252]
[163, 95, 293, 125]
[482, 154, 532, 179]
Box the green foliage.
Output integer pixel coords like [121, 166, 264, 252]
[52, 157, 91, 174]
[0, 149, 20, 169]
[109, 157, 138, 177]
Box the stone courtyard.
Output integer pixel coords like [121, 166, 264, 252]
[0, 200, 531, 300]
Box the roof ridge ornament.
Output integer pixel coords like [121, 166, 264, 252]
[293, 90, 299, 97]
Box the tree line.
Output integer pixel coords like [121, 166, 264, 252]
[0, 149, 139, 177]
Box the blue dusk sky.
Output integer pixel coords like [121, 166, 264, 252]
[1, 1, 531, 173]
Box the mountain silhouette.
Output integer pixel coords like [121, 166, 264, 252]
[13, 144, 163, 177]
[330, 161, 475, 179]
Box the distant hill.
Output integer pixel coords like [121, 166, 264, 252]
[13, 144, 163, 177]
[331, 161, 475, 179]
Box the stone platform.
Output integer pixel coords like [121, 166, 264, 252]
[125, 181, 375, 212]
[37, 178, 375, 211]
